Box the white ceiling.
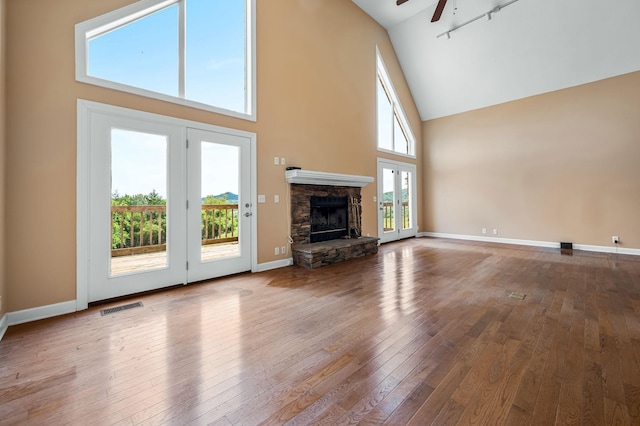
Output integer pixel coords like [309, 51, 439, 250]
[354, 0, 640, 120]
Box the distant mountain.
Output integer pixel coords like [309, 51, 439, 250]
[203, 192, 238, 203]
[383, 189, 409, 203]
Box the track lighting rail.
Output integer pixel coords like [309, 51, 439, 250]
[436, 0, 520, 39]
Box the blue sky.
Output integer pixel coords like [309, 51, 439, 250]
[111, 129, 239, 199]
[111, 129, 168, 198]
[92, 0, 245, 199]
[89, 0, 246, 113]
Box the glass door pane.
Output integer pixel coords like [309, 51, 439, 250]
[110, 128, 168, 276]
[200, 142, 240, 262]
[383, 167, 396, 233]
[401, 170, 412, 231]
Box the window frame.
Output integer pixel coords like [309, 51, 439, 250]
[376, 48, 416, 158]
[75, 0, 256, 122]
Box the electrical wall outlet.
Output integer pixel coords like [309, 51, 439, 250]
[493, 229, 498, 235]
[274, 194, 279, 203]
[280, 157, 286, 165]
[612, 236, 619, 244]
[482, 228, 487, 234]
[275, 247, 280, 255]
[274, 156, 279, 165]
[281, 246, 287, 255]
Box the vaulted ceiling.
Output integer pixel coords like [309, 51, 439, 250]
[354, 0, 640, 120]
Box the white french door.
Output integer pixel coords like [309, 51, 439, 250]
[87, 113, 187, 302]
[78, 102, 254, 305]
[377, 159, 418, 244]
[186, 128, 252, 282]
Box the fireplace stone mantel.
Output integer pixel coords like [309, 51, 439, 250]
[285, 169, 374, 187]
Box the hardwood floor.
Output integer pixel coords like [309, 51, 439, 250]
[1, 237, 640, 425]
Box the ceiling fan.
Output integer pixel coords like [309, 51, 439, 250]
[396, 0, 448, 22]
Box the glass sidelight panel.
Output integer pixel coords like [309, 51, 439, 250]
[200, 141, 240, 262]
[110, 128, 168, 275]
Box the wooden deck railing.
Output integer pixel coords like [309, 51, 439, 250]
[201, 204, 239, 245]
[111, 204, 238, 257]
[383, 201, 410, 232]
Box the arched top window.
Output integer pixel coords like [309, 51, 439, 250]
[75, 0, 256, 121]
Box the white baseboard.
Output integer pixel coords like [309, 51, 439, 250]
[6, 300, 77, 327]
[254, 257, 293, 272]
[418, 232, 640, 256]
[572, 243, 640, 256]
[0, 314, 8, 342]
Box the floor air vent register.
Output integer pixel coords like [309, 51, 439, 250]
[100, 301, 144, 316]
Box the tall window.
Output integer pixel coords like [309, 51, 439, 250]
[76, 0, 255, 121]
[376, 50, 415, 157]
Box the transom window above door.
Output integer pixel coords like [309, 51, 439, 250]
[75, 0, 256, 121]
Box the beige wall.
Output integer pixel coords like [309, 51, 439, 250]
[0, 0, 6, 318]
[4, 0, 421, 311]
[423, 71, 640, 249]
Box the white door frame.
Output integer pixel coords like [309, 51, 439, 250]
[77, 100, 257, 310]
[377, 158, 418, 244]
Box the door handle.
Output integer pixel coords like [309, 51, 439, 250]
[244, 212, 252, 217]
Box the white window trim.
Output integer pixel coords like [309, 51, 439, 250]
[376, 47, 416, 158]
[75, 0, 257, 122]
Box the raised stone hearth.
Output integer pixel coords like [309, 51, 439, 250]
[292, 237, 379, 269]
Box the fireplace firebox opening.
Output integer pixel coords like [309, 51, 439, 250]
[310, 196, 348, 243]
[289, 183, 364, 245]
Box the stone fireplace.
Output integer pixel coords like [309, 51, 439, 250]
[286, 169, 379, 269]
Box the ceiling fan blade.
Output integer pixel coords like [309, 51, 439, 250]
[396, 0, 410, 5]
[431, 0, 447, 22]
